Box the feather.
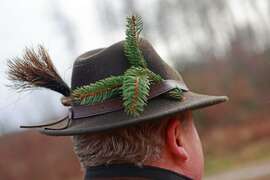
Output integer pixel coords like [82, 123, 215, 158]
[7, 45, 70, 96]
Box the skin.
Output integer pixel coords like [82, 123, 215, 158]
[148, 111, 204, 180]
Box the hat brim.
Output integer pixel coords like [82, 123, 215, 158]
[39, 91, 228, 136]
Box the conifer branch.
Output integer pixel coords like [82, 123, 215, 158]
[123, 66, 162, 83]
[122, 73, 150, 116]
[145, 68, 163, 83]
[124, 15, 183, 100]
[124, 15, 147, 68]
[165, 88, 183, 100]
[72, 76, 124, 105]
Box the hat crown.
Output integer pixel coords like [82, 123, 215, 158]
[71, 39, 185, 90]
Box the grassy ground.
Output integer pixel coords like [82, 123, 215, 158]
[205, 138, 270, 175]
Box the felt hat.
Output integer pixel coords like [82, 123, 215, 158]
[7, 16, 228, 136]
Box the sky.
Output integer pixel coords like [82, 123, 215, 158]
[0, 0, 269, 134]
[0, 0, 121, 133]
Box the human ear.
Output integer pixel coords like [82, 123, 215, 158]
[166, 118, 188, 161]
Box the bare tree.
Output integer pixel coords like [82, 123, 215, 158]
[94, 0, 270, 66]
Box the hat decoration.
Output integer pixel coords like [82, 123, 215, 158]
[72, 15, 183, 116]
[7, 15, 183, 117]
[7, 46, 71, 96]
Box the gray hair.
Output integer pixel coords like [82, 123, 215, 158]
[72, 113, 185, 167]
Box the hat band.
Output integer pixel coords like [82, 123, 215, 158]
[71, 80, 188, 119]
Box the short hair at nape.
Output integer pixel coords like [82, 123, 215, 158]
[72, 112, 187, 168]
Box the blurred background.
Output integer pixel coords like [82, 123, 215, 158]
[0, 0, 270, 179]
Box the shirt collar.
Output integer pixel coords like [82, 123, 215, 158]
[85, 164, 192, 180]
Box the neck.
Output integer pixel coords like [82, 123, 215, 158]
[145, 150, 193, 179]
[147, 160, 193, 179]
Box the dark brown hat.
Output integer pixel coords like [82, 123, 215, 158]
[27, 38, 227, 136]
[7, 16, 228, 136]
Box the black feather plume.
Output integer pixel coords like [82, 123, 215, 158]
[7, 45, 71, 96]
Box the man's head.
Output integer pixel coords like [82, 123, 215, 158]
[72, 111, 204, 180]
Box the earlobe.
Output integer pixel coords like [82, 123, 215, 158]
[175, 136, 188, 161]
[166, 118, 188, 161]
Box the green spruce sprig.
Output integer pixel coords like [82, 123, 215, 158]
[124, 15, 146, 68]
[73, 76, 123, 105]
[72, 15, 183, 116]
[122, 68, 150, 116]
